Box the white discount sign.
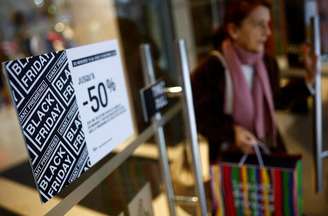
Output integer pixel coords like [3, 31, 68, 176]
[2, 40, 134, 203]
[67, 40, 133, 164]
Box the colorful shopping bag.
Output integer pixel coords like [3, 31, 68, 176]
[210, 152, 303, 216]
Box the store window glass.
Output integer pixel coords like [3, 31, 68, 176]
[0, 0, 75, 57]
[189, 0, 224, 59]
[0, 0, 181, 215]
[0, 0, 182, 131]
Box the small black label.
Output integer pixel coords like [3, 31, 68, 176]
[72, 50, 116, 67]
[140, 80, 168, 122]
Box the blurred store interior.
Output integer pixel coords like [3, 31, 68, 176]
[0, 0, 328, 215]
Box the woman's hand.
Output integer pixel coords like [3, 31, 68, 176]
[234, 125, 258, 154]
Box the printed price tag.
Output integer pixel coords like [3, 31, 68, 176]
[67, 41, 133, 165]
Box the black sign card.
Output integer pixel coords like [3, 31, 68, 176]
[3, 51, 91, 203]
[140, 80, 168, 122]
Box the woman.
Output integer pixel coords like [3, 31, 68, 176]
[191, 0, 316, 163]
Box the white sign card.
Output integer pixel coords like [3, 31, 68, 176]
[2, 40, 134, 203]
[67, 40, 133, 164]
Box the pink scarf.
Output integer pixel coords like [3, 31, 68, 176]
[222, 39, 276, 143]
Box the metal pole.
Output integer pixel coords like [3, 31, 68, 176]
[311, 16, 323, 192]
[158, 0, 178, 84]
[140, 44, 176, 216]
[210, 0, 220, 28]
[176, 39, 208, 216]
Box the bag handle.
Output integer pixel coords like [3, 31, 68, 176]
[210, 50, 233, 115]
[238, 143, 270, 167]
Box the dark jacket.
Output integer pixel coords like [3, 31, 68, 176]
[191, 53, 310, 163]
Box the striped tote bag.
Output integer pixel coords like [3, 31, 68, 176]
[210, 153, 302, 216]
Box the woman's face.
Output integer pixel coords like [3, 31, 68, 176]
[229, 5, 271, 53]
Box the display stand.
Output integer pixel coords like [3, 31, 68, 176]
[312, 15, 325, 193]
[140, 44, 177, 216]
[45, 39, 207, 216]
[176, 40, 208, 216]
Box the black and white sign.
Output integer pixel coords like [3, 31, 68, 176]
[140, 80, 168, 122]
[2, 40, 134, 203]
